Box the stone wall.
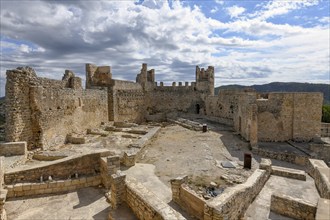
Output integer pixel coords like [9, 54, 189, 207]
[257, 93, 323, 142]
[0, 142, 27, 157]
[108, 80, 145, 123]
[321, 123, 330, 137]
[5, 67, 108, 150]
[204, 159, 272, 220]
[307, 159, 330, 199]
[270, 193, 316, 219]
[6, 175, 101, 198]
[252, 147, 308, 165]
[4, 150, 110, 184]
[171, 176, 205, 220]
[110, 174, 185, 220]
[100, 156, 120, 189]
[125, 177, 185, 220]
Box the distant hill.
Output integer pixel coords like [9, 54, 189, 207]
[215, 82, 330, 104]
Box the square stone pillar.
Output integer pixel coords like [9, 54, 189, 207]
[110, 172, 126, 209]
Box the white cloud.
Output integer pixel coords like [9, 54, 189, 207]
[227, 5, 246, 18]
[210, 6, 218, 14]
[251, 0, 319, 20]
[215, 0, 224, 5]
[0, 0, 329, 98]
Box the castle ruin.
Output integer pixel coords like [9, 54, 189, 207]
[0, 63, 329, 220]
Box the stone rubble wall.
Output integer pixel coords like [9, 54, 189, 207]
[204, 159, 272, 220]
[321, 123, 330, 137]
[5, 67, 108, 150]
[257, 93, 323, 142]
[4, 150, 110, 184]
[252, 146, 308, 165]
[171, 176, 205, 220]
[110, 173, 186, 220]
[0, 142, 27, 157]
[6, 175, 101, 198]
[270, 193, 316, 220]
[108, 79, 145, 122]
[125, 177, 186, 220]
[100, 156, 120, 189]
[307, 159, 330, 199]
[309, 143, 330, 162]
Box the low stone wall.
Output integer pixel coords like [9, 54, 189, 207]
[252, 146, 308, 165]
[0, 142, 27, 157]
[100, 156, 120, 190]
[4, 149, 110, 184]
[168, 118, 203, 131]
[126, 177, 185, 220]
[309, 143, 330, 162]
[6, 175, 101, 198]
[270, 193, 316, 219]
[307, 159, 330, 199]
[122, 127, 160, 167]
[321, 123, 330, 137]
[171, 176, 205, 220]
[204, 159, 272, 220]
[110, 173, 185, 220]
[271, 165, 306, 181]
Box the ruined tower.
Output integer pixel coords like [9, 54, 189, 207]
[195, 66, 215, 95]
[136, 63, 155, 91]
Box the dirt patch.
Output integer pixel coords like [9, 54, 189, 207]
[137, 124, 257, 197]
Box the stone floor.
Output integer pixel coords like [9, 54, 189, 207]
[244, 175, 320, 220]
[5, 187, 110, 220]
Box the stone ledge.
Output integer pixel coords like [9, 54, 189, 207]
[0, 142, 27, 157]
[271, 166, 306, 181]
[270, 193, 316, 220]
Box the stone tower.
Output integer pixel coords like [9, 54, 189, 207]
[195, 66, 214, 95]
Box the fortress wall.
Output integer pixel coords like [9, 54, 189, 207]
[5, 67, 108, 150]
[31, 87, 108, 149]
[145, 90, 205, 116]
[257, 93, 323, 142]
[108, 80, 145, 123]
[205, 90, 248, 121]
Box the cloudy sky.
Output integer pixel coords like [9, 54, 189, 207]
[0, 0, 329, 96]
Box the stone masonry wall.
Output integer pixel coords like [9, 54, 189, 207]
[108, 79, 145, 123]
[171, 176, 205, 220]
[204, 159, 272, 220]
[307, 159, 330, 199]
[257, 93, 323, 142]
[4, 150, 109, 184]
[6, 175, 101, 198]
[5, 67, 108, 149]
[270, 193, 316, 219]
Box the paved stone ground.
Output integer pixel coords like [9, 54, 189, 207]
[244, 175, 320, 220]
[5, 187, 111, 220]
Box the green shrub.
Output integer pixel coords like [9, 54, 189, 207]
[322, 105, 330, 123]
